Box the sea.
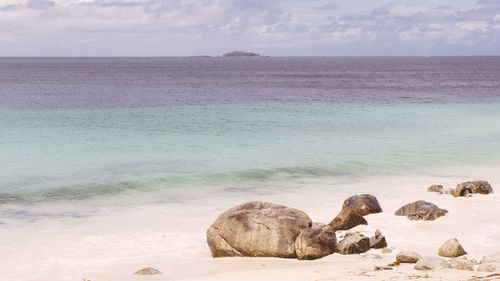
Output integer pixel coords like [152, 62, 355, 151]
[1, 57, 500, 280]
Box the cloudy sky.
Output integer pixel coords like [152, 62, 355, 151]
[1, 0, 499, 56]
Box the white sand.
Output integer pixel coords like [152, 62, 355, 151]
[0, 165, 499, 281]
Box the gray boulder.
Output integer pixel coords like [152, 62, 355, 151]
[206, 201, 336, 260]
[369, 229, 387, 249]
[438, 238, 467, 258]
[335, 232, 370, 255]
[394, 200, 448, 221]
[396, 251, 422, 263]
[341, 194, 382, 216]
[453, 180, 493, 197]
[414, 257, 451, 270]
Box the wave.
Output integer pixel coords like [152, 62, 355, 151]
[0, 163, 388, 204]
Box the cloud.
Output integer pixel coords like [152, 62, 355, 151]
[26, 0, 55, 10]
[0, 0, 498, 56]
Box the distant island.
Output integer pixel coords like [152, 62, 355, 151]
[221, 51, 260, 57]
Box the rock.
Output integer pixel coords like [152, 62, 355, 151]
[381, 248, 392, 254]
[394, 200, 448, 221]
[449, 258, 473, 271]
[414, 257, 451, 270]
[294, 223, 337, 260]
[478, 263, 497, 272]
[222, 51, 260, 57]
[335, 232, 370, 255]
[328, 210, 367, 231]
[207, 202, 315, 258]
[369, 229, 387, 249]
[427, 185, 445, 193]
[374, 266, 393, 271]
[453, 180, 493, 197]
[438, 238, 467, 258]
[341, 194, 382, 216]
[134, 267, 162, 275]
[396, 251, 422, 263]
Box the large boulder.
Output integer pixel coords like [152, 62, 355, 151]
[206, 201, 336, 259]
[328, 211, 367, 231]
[453, 181, 493, 197]
[396, 251, 422, 263]
[394, 200, 448, 221]
[341, 194, 382, 216]
[294, 223, 337, 260]
[335, 232, 370, 255]
[438, 238, 467, 258]
[414, 257, 451, 270]
[369, 229, 387, 249]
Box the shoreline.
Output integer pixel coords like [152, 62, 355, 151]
[0, 166, 499, 280]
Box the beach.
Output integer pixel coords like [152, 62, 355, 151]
[0, 164, 499, 281]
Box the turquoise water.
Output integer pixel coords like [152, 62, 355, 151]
[2, 102, 500, 202]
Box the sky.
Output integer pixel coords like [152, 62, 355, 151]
[0, 0, 499, 56]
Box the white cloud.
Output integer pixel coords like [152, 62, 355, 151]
[0, 0, 498, 56]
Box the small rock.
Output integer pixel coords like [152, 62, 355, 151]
[438, 238, 467, 258]
[427, 185, 445, 193]
[477, 263, 497, 272]
[453, 180, 493, 197]
[335, 231, 370, 255]
[449, 258, 473, 271]
[374, 266, 393, 271]
[369, 229, 387, 249]
[396, 251, 422, 263]
[414, 257, 451, 270]
[341, 194, 382, 216]
[381, 248, 392, 254]
[394, 200, 448, 221]
[134, 267, 162, 275]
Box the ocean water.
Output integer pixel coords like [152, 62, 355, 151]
[1, 57, 500, 208]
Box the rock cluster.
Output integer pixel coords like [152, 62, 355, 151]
[427, 180, 493, 197]
[207, 194, 384, 260]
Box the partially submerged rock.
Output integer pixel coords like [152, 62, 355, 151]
[381, 248, 392, 254]
[134, 267, 162, 275]
[414, 257, 451, 270]
[396, 251, 422, 263]
[294, 223, 337, 260]
[453, 180, 493, 197]
[341, 194, 382, 216]
[369, 229, 387, 249]
[438, 238, 467, 258]
[427, 184, 445, 193]
[207, 202, 313, 258]
[394, 200, 448, 221]
[335, 232, 370, 255]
